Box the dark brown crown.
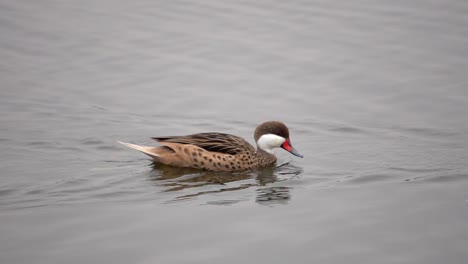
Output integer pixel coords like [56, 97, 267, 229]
[254, 121, 290, 142]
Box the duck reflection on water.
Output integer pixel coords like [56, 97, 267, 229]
[146, 161, 303, 205]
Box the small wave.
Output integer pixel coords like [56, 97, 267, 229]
[82, 139, 104, 145]
[344, 174, 395, 184]
[412, 174, 468, 183]
[97, 145, 122, 151]
[388, 167, 449, 173]
[26, 141, 54, 146]
[329, 126, 367, 134]
[0, 188, 16, 197]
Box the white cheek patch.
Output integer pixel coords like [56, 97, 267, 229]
[256, 134, 286, 153]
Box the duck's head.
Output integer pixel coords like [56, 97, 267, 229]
[254, 121, 303, 158]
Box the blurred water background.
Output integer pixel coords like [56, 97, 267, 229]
[1, 1, 468, 263]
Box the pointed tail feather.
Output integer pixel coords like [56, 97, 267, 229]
[117, 141, 161, 159]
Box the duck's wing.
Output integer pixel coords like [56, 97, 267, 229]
[152, 132, 255, 155]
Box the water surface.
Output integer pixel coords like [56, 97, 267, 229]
[1, 1, 468, 263]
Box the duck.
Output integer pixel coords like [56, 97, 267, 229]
[118, 121, 303, 172]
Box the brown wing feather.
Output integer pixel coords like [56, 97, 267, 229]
[152, 132, 255, 155]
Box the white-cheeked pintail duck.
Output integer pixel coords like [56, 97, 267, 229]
[118, 121, 303, 172]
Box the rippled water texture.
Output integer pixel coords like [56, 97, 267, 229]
[1, 1, 468, 263]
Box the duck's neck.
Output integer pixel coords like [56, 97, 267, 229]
[255, 148, 277, 167]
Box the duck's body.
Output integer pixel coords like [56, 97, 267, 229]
[119, 121, 302, 172]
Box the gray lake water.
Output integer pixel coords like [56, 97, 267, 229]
[1, 0, 468, 263]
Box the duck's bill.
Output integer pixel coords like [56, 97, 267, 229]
[281, 139, 304, 158]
